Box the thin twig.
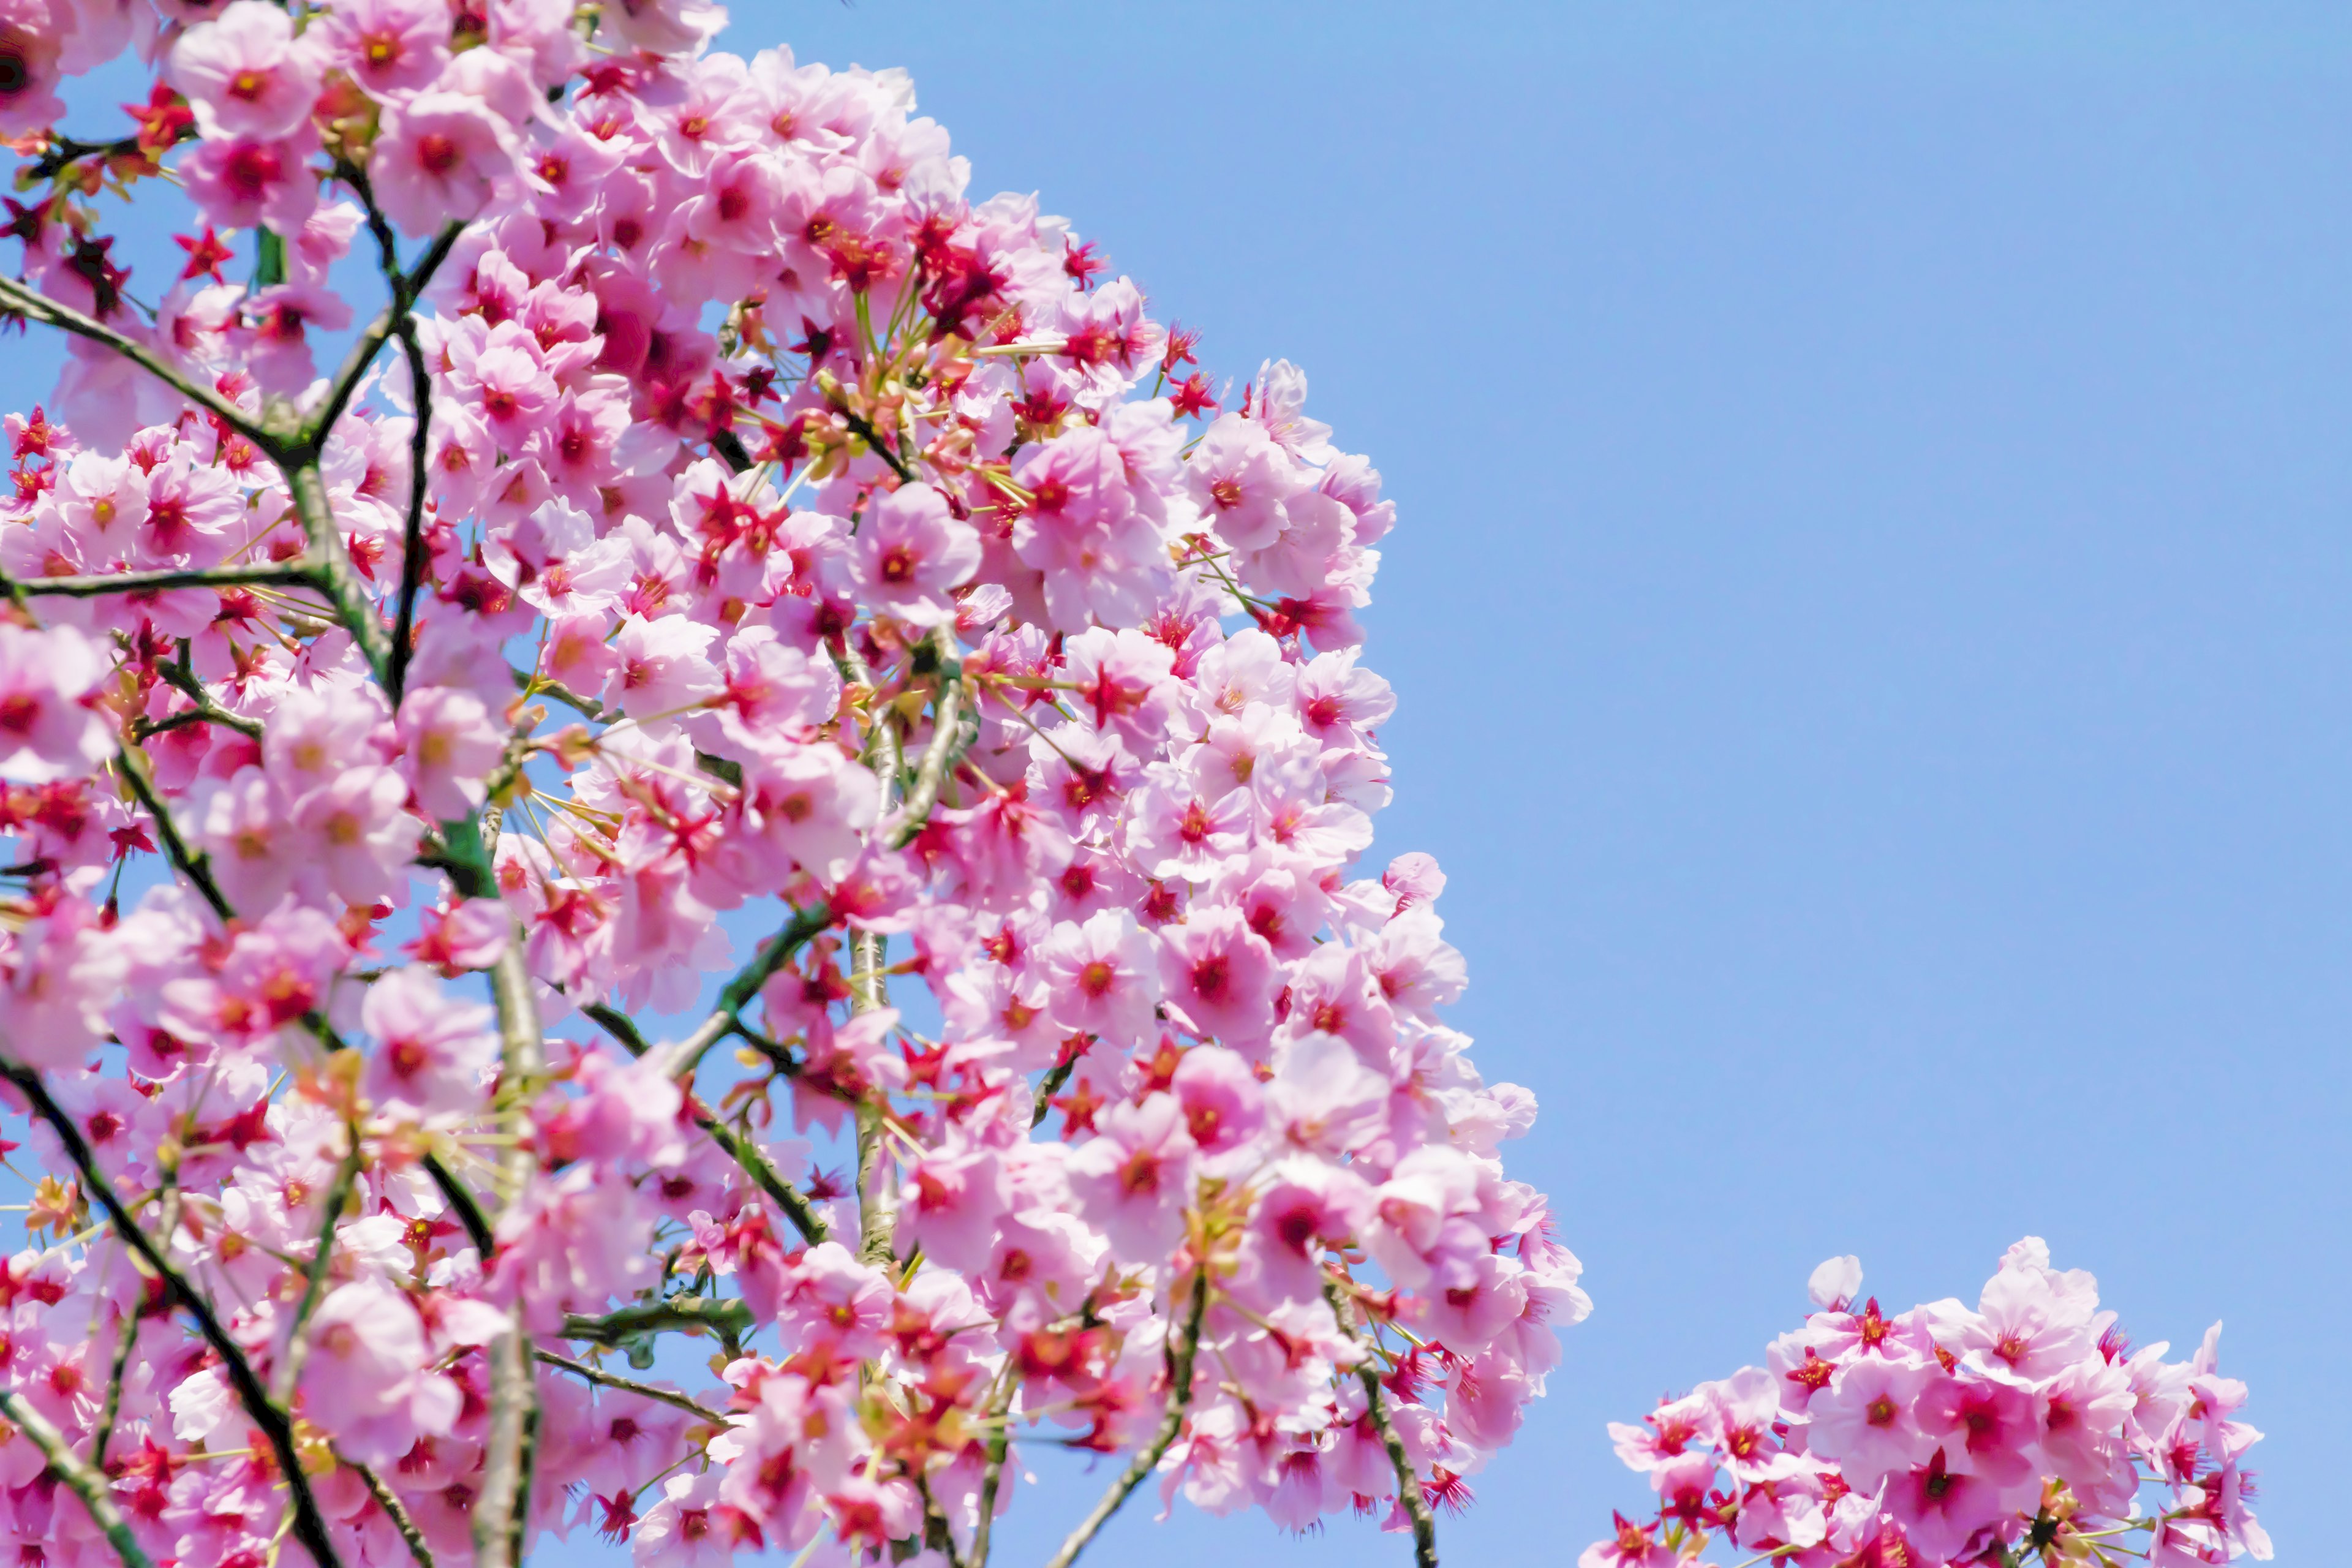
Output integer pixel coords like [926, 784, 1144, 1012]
[268, 1137, 361, 1406]
[968, 1366, 1022, 1566]
[348, 1456, 436, 1568]
[1041, 1268, 1209, 1568]
[0, 273, 278, 456]
[114, 745, 234, 925]
[16, 561, 321, 598]
[421, 1151, 495, 1258]
[888, 629, 970, 849]
[578, 1005, 829, 1246]
[1326, 1277, 1438, 1568]
[643, 902, 834, 1078]
[533, 1349, 726, 1423]
[0, 1389, 154, 1568]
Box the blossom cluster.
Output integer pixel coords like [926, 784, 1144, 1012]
[1583, 1242, 2269, 1568]
[0, 1, 1581, 1566]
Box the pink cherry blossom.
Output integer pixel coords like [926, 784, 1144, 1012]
[396, 684, 506, 819]
[0, 622, 113, 782]
[169, 0, 322, 140]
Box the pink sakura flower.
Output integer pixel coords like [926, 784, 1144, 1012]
[1293, 647, 1395, 750]
[0, 0, 67, 135]
[194, 766, 307, 910]
[448, 320, 559, 439]
[1065, 1092, 1197, 1265]
[181, 127, 321, 235]
[263, 684, 387, 797]
[311, 0, 448, 99]
[1272, 941, 1396, 1069]
[1958, 1238, 2100, 1381]
[1917, 1363, 2038, 1487]
[1238, 1160, 1367, 1306]
[292, 764, 417, 903]
[403, 897, 511, 973]
[1648, 1450, 1719, 1525]
[0, 622, 114, 783]
[1184, 412, 1297, 553]
[1809, 1254, 1864, 1313]
[2035, 1355, 2136, 1487]
[1580, 1513, 1676, 1568]
[54, 450, 149, 542]
[169, 1, 322, 140]
[360, 966, 497, 1117]
[604, 614, 724, 718]
[396, 685, 507, 820]
[1121, 770, 1252, 883]
[846, 481, 981, 628]
[897, 1135, 1006, 1273]
[1703, 1366, 1804, 1485]
[492, 1164, 660, 1330]
[1157, 904, 1278, 1052]
[545, 609, 624, 697]
[633, 1468, 765, 1568]
[1265, 1031, 1388, 1156]
[1809, 1355, 1939, 1492]
[777, 1241, 893, 1358]
[372, 91, 519, 237]
[1061, 626, 1176, 747]
[736, 741, 878, 886]
[701, 628, 838, 755]
[1888, 1447, 2010, 1563]
[0, 900, 125, 1069]
[1362, 1145, 1482, 1292]
[1169, 1044, 1263, 1154]
[239, 279, 355, 393]
[298, 1279, 461, 1466]
[1366, 905, 1468, 1026]
[1043, 908, 1162, 1046]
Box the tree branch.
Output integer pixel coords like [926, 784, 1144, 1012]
[384, 317, 432, 706]
[0, 1060, 344, 1568]
[298, 191, 461, 453]
[13, 560, 322, 598]
[348, 1456, 437, 1568]
[579, 1004, 829, 1246]
[472, 941, 546, 1568]
[115, 745, 233, 925]
[533, 1349, 725, 1423]
[643, 902, 834, 1078]
[268, 1138, 361, 1406]
[706, 1114, 831, 1248]
[148, 653, 265, 741]
[1041, 1268, 1208, 1568]
[1326, 1278, 1438, 1568]
[0, 1389, 154, 1568]
[329, 181, 462, 705]
[421, 1150, 496, 1259]
[888, 630, 969, 849]
[968, 1366, 1022, 1567]
[0, 273, 279, 456]
[562, 1294, 752, 1359]
[285, 460, 394, 681]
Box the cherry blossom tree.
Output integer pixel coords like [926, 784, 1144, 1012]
[1583, 1242, 2270, 1568]
[0, 4, 1579, 1567]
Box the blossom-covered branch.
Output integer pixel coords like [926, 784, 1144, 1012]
[1582, 1242, 2270, 1568]
[0, 7, 1581, 1568]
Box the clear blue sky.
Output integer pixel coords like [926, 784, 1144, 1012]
[21, 4, 2350, 1563]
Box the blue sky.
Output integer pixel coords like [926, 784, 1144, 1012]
[16, 3, 2350, 1563]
